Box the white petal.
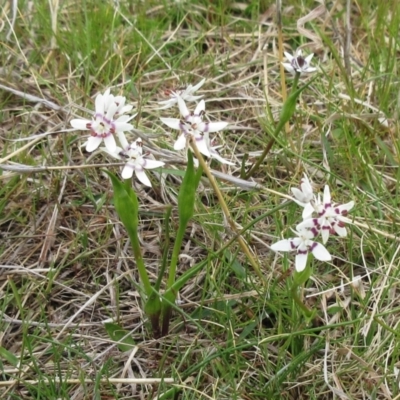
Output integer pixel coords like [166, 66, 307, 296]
[157, 99, 176, 109]
[115, 122, 134, 132]
[210, 149, 235, 165]
[201, 121, 228, 133]
[95, 92, 106, 114]
[305, 53, 314, 64]
[284, 51, 294, 62]
[121, 164, 135, 179]
[195, 136, 211, 157]
[295, 253, 308, 272]
[189, 78, 205, 93]
[302, 203, 315, 219]
[70, 118, 90, 130]
[135, 169, 152, 187]
[117, 131, 129, 150]
[321, 228, 330, 244]
[291, 187, 308, 203]
[282, 62, 295, 74]
[311, 242, 331, 261]
[338, 201, 355, 213]
[103, 135, 117, 153]
[183, 94, 203, 102]
[194, 99, 205, 115]
[304, 67, 317, 73]
[323, 185, 331, 205]
[86, 136, 102, 152]
[177, 96, 190, 118]
[143, 159, 165, 170]
[271, 239, 294, 252]
[333, 224, 347, 237]
[116, 114, 136, 123]
[174, 134, 187, 150]
[160, 117, 181, 130]
[106, 102, 118, 120]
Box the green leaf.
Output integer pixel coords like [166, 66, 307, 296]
[293, 263, 312, 286]
[104, 323, 136, 352]
[177, 151, 202, 225]
[275, 76, 317, 133]
[103, 170, 139, 239]
[0, 346, 19, 366]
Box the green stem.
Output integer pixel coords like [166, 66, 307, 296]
[291, 284, 313, 319]
[127, 230, 152, 298]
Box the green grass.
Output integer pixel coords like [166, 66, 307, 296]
[1, 0, 400, 398]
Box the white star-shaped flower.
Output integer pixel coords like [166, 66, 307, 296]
[296, 185, 355, 244]
[70, 89, 135, 153]
[291, 174, 315, 219]
[282, 49, 317, 74]
[271, 227, 331, 272]
[157, 78, 206, 109]
[102, 135, 164, 187]
[160, 97, 228, 159]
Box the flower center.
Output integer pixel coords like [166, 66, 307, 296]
[88, 114, 115, 138]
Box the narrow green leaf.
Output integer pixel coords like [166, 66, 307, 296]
[0, 346, 19, 366]
[104, 323, 136, 352]
[275, 77, 317, 133]
[177, 151, 202, 225]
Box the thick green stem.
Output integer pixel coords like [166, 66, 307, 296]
[291, 284, 313, 319]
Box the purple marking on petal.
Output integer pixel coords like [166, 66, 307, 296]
[309, 242, 318, 252]
[298, 248, 309, 255]
[289, 240, 297, 250]
[310, 226, 319, 237]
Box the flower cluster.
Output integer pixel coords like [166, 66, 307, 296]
[158, 78, 233, 165]
[271, 174, 354, 272]
[70, 89, 164, 187]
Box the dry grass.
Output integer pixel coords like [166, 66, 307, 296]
[1, 0, 400, 399]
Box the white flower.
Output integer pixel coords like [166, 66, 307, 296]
[103, 136, 165, 187]
[70, 89, 135, 153]
[271, 227, 331, 272]
[160, 97, 228, 159]
[291, 174, 315, 219]
[296, 185, 355, 244]
[282, 49, 317, 74]
[157, 78, 206, 109]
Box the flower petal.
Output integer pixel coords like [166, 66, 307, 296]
[295, 253, 308, 272]
[103, 134, 117, 153]
[160, 117, 181, 130]
[189, 78, 205, 93]
[284, 52, 294, 62]
[143, 159, 165, 170]
[282, 62, 295, 74]
[194, 99, 205, 115]
[135, 169, 152, 187]
[177, 96, 190, 118]
[194, 136, 211, 157]
[70, 118, 91, 130]
[121, 163, 135, 179]
[271, 239, 294, 252]
[86, 136, 102, 152]
[323, 185, 331, 206]
[310, 242, 331, 261]
[174, 134, 187, 150]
